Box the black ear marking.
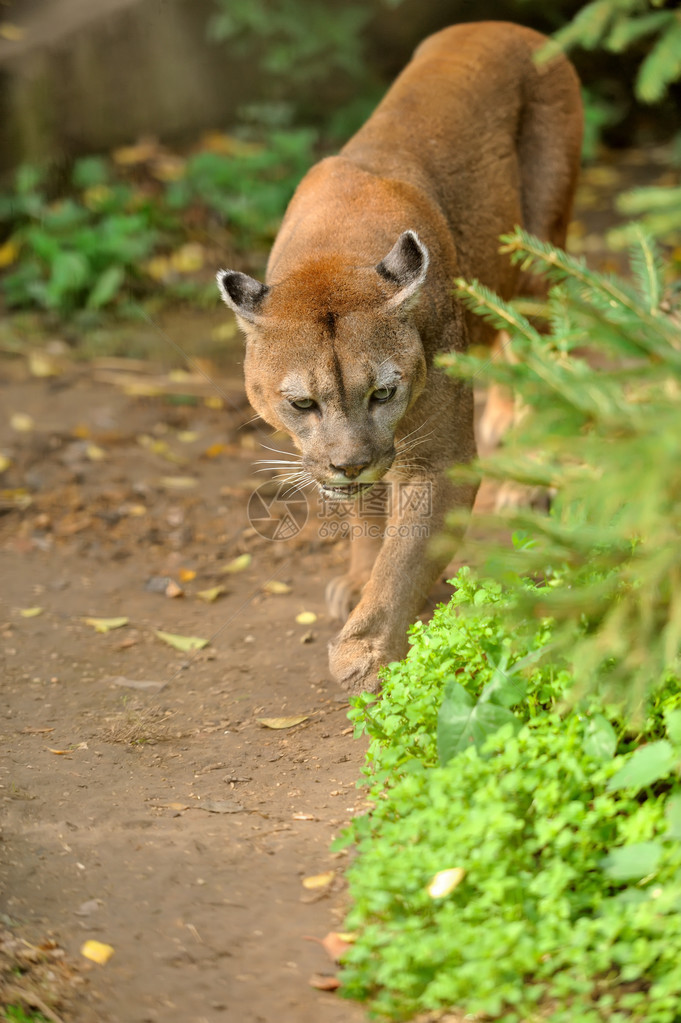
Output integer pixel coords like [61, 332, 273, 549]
[216, 270, 269, 323]
[376, 230, 429, 308]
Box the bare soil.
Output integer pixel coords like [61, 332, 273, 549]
[0, 149, 668, 1022]
[0, 319, 382, 1023]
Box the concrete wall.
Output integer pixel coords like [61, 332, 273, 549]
[0, 0, 259, 172]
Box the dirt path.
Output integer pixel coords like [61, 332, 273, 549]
[0, 330, 373, 1023]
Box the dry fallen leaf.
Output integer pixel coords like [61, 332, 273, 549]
[0, 453, 11, 473]
[85, 443, 106, 462]
[322, 932, 355, 962]
[0, 240, 19, 268]
[109, 676, 165, 692]
[257, 715, 309, 730]
[427, 867, 466, 899]
[262, 580, 292, 595]
[308, 974, 341, 991]
[164, 579, 184, 598]
[302, 871, 335, 890]
[0, 22, 25, 41]
[28, 349, 64, 378]
[154, 630, 209, 652]
[83, 616, 129, 634]
[292, 813, 315, 821]
[80, 940, 115, 965]
[304, 931, 356, 963]
[195, 799, 245, 814]
[296, 611, 317, 625]
[220, 553, 252, 574]
[178, 568, 197, 582]
[10, 412, 34, 432]
[18, 606, 43, 618]
[158, 476, 198, 490]
[203, 442, 227, 459]
[196, 585, 227, 603]
[48, 748, 73, 755]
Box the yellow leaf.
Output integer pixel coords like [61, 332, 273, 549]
[10, 412, 34, 432]
[203, 442, 226, 459]
[196, 585, 226, 603]
[211, 321, 238, 342]
[262, 580, 291, 595]
[427, 867, 466, 899]
[113, 140, 158, 165]
[0, 240, 19, 267]
[0, 22, 25, 41]
[82, 185, 113, 209]
[28, 350, 62, 378]
[178, 568, 197, 582]
[154, 630, 209, 652]
[80, 940, 115, 965]
[177, 431, 199, 444]
[296, 611, 317, 625]
[257, 715, 308, 730]
[86, 444, 106, 462]
[151, 155, 185, 181]
[143, 256, 171, 281]
[49, 748, 72, 755]
[302, 871, 335, 890]
[83, 617, 129, 634]
[204, 395, 224, 410]
[0, 454, 11, 473]
[220, 553, 252, 574]
[19, 607, 43, 618]
[158, 476, 198, 490]
[170, 243, 204, 274]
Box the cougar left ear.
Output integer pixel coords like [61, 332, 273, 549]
[216, 270, 269, 324]
[376, 230, 429, 309]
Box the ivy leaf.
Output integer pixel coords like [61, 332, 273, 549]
[665, 792, 681, 840]
[437, 680, 520, 765]
[87, 264, 125, 309]
[601, 841, 662, 881]
[664, 708, 681, 747]
[607, 740, 678, 792]
[583, 714, 617, 761]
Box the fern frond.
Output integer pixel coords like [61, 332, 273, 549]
[500, 227, 679, 343]
[606, 9, 675, 51]
[618, 184, 681, 216]
[636, 18, 681, 102]
[453, 278, 542, 345]
[628, 227, 664, 312]
[552, 0, 620, 50]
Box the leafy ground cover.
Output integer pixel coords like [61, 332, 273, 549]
[0, 129, 316, 321]
[336, 234, 681, 1021]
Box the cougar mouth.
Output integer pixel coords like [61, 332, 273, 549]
[319, 482, 374, 500]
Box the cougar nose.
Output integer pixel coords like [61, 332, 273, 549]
[330, 461, 369, 480]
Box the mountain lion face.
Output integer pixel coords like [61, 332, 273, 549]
[218, 232, 429, 498]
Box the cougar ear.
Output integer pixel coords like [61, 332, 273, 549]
[376, 230, 429, 309]
[216, 270, 269, 324]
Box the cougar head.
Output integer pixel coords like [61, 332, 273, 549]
[217, 231, 429, 499]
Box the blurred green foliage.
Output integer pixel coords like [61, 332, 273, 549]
[0, 130, 317, 320]
[446, 227, 681, 709]
[340, 569, 681, 1021]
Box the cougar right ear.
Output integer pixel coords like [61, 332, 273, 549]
[376, 230, 429, 309]
[216, 270, 269, 324]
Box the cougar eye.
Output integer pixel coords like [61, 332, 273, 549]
[290, 397, 316, 411]
[372, 386, 397, 403]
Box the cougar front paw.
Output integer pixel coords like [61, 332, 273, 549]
[325, 573, 367, 623]
[328, 627, 407, 695]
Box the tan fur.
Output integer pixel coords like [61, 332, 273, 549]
[217, 22, 583, 694]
